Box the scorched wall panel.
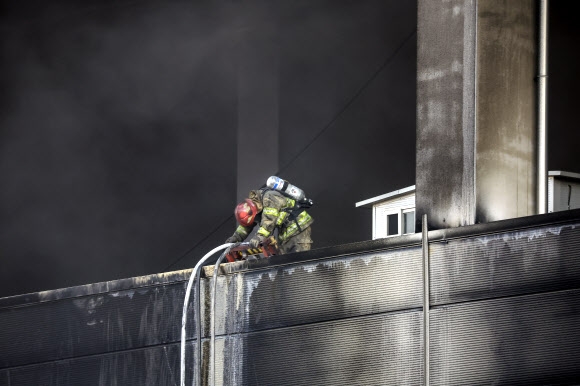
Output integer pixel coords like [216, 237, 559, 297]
[215, 310, 424, 385]
[0, 279, 194, 369]
[429, 222, 580, 306]
[208, 246, 423, 336]
[430, 289, 580, 385]
[0, 342, 192, 386]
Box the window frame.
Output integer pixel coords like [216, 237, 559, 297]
[383, 207, 415, 238]
[386, 211, 399, 237]
[402, 208, 415, 235]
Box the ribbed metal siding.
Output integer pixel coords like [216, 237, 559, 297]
[215, 311, 423, 386]
[430, 222, 580, 305]
[430, 289, 580, 385]
[209, 248, 423, 336]
[0, 281, 194, 369]
[0, 342, 192, 386]
[207, 219, 580, 385]
[2, 212, 580, 385]
[0, 371, 9, 386]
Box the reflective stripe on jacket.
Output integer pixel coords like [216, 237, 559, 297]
[278, 210, 314, 242]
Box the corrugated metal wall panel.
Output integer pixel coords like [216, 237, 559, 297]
[430, 289, 580, 385]
[210, 247, 423, 336]
[1, 363, 57, 386]
[430, 222, 580, 306]
[0, 342, 193, 386]
[0, 281, 194, 369]
[2, 211, 580, 385]
[216, 311, 423, 386]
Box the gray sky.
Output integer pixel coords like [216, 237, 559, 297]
[0, 0, 578, 297]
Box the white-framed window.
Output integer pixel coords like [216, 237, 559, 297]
[383, 207, 415, 238]
[402, 208, 415, 235]
[369, 191, 416, 240]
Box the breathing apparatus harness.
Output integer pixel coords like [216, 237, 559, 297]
[258, 187, 314, 234]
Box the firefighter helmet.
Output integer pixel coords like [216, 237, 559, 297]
[234, 199, 258, 226]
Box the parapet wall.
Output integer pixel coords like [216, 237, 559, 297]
[2, 209, 580, 385]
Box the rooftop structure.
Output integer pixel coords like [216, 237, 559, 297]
[357, 171, 580, 241]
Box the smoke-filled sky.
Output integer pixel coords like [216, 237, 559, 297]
[0, 1, 578, 298]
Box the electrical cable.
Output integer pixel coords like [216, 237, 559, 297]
[274, 28, 417, 177]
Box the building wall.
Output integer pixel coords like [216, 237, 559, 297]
[0, 271, 196, 385]
[416, 0, 537, 230]
[416, 0, 476, 230]
[2, 210, 580, 385]
[475, 0, 537, 222]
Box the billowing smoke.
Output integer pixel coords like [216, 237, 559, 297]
[0, 1, 242, 295]
[0, 0, 423, 297]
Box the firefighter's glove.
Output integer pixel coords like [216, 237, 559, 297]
[249, 235, 265, 248]
[225, 236, 238, 244]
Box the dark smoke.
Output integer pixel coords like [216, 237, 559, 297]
[1, 0, 578, 298]
[0, 0, 240, 295]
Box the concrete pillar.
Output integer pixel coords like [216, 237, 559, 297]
[416, 0, 537, 230]
[236, 15, 279, 202]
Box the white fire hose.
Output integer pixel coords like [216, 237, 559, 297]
[180, 243, 233, 386]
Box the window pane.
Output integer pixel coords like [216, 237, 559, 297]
[403, 211, 415, 234]
[387, 214, 398, 235]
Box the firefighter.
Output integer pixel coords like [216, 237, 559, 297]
[225, 188, 313, 254]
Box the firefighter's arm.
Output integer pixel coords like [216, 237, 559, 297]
[226, 225, 253, 243]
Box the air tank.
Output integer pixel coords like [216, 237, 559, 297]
[266, 176, 305, 201]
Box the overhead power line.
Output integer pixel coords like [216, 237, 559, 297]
[164, 214, 234, 271]
[276, 28, 417, 177]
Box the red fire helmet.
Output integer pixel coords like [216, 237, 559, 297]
[234, 199, 258, 226]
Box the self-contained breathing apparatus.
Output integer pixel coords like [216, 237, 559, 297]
[265, 176, 313, 234]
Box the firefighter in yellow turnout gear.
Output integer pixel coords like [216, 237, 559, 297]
[226, 188, 313, 254]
